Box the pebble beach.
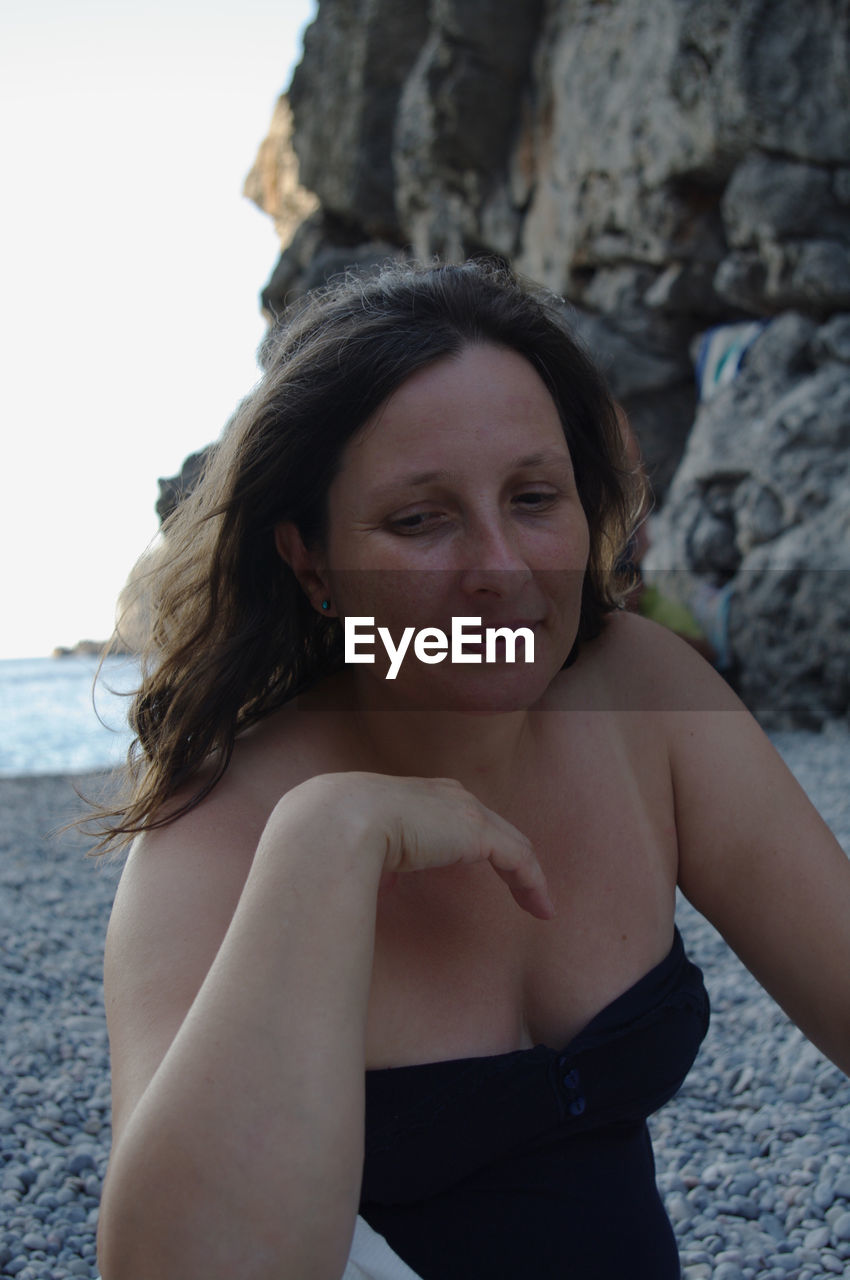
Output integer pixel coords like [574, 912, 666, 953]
[1, 728, 849, 1280]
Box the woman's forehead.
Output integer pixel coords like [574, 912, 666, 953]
[349, 343, 570, 462]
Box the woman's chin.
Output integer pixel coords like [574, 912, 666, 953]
[355, 662, 560, 716]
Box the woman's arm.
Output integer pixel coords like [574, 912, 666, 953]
[97, 771, 550, 1280]
[644, 622, 850, 1076]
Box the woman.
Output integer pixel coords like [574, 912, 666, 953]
[94, 261, 850, 1280]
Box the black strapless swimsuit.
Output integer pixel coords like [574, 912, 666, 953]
[360, 927, 709, 1278]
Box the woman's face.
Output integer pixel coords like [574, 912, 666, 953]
[317, 342, 590, 711]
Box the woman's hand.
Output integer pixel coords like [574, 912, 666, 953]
[269, 771, 555, 920]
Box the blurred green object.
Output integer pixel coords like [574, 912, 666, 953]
[639, 584, 706, 641]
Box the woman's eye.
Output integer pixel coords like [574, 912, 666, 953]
[388, 511, 443, 534]
[514, 490, 557, 510]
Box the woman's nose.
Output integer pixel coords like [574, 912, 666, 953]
[456, 519, 532, 596]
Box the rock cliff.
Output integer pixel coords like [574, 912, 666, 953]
[223, 0, 849, 726]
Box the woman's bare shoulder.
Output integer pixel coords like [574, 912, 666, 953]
[544, 609, 742, 714]
[107, 697, 341, 1057]
[125, 689, 346, 875]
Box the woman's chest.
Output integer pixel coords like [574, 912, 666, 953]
[365, 717, 679, 1067]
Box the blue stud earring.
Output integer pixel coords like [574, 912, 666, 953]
[321, 599, 330, 611]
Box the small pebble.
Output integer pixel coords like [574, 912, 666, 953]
[713, 1265, 745, 1280]
[804, 1224, 830, 1249]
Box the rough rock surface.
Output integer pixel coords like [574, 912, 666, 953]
[242, 96, 318, 248]
[645, 313, 850, 728]
[237, 0, 850, 726]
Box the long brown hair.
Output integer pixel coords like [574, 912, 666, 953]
[89, 259, 644, 853]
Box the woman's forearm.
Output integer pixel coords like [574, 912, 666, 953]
[98, 790, 385, 1280]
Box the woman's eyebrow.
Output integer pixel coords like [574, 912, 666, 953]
[511, 452, 570, 469]
[372, 453, 572, 496]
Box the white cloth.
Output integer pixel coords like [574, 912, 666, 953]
[342, 1214, 424, 1280]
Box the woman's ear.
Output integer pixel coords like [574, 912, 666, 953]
[274, 522, 334, 617]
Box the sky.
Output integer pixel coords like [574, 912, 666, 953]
[2, 0, 317, 658]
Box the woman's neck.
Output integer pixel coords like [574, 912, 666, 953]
[350, 693, 535, 807]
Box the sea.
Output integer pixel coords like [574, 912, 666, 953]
[0, 654, 139, 777]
